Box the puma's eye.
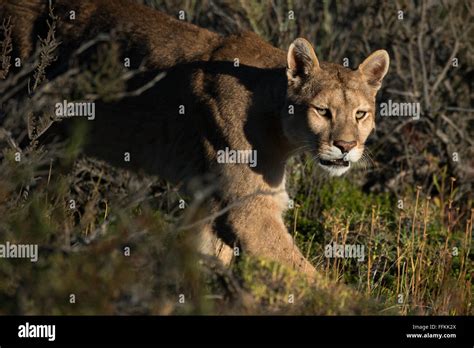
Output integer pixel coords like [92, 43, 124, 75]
[356, 111, 367, 120]
[315, 107, 329, 117]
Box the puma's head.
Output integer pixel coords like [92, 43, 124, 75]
[281, 38, 389, 176]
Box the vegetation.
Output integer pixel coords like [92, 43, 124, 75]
[0, 0, 472, 315]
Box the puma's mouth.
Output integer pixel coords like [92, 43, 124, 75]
[319, 158, 350, 167]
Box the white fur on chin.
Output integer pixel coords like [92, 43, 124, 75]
[317, 146, 364, 176]
[318, 162, 351, 176]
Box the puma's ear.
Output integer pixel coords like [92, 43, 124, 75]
[287, 38, 320, 79]
[358, 50, 390, 89]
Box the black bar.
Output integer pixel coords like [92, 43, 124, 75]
[0, 316, 472, 346]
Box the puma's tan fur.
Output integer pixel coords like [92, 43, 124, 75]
[1, 0, 389, 278]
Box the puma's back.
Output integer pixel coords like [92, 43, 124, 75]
[0, 0, 222, 69]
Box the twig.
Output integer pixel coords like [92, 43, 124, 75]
[0, 17, 13, 79]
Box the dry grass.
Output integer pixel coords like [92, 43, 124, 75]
[286, 158, 472, 315]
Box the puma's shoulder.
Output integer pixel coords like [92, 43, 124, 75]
[211, 31, 286, 69]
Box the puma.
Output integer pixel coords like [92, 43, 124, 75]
[0, 0, 389, 279]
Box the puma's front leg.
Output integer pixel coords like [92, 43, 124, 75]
[221, 196, 317, 279]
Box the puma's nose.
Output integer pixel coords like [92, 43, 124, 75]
[333, 140, 357, 153]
